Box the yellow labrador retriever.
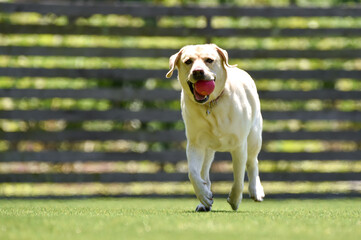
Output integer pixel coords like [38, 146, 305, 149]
[166, 44, 265, 211]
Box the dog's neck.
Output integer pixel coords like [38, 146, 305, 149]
[206, 90, 224, 115]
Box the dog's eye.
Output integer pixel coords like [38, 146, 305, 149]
[185, 59, 193, 65]
[205, 58, 214, 64]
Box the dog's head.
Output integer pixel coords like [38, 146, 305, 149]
[166, 44, 234, 104]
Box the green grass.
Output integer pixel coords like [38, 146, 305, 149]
[0, 198, 360, 240]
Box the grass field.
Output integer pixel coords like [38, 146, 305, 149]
[0, 198, 360, 240]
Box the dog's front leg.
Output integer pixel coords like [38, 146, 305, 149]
[227, 142, 247, 211]
[187, 144, 214, 211]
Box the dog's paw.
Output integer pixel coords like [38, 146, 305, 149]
[227, 185, 243, 211]
[196, 191, 214, 209]
[248, 179, 265, 202]
[227, 194, 242, 211]
[249, 189, 265, 202]
[195, 203, 211, 212]
[192, 183, 213, 209]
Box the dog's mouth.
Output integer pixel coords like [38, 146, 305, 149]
[187, 80, 215, 104]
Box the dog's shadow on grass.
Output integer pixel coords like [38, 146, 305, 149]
[181, 210, 249, 214]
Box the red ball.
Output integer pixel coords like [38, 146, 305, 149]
[194, 80, 215, 96]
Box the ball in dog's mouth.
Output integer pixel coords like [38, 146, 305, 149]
[187, 80, 215, 104]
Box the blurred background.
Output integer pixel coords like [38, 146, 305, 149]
[0, 0, 360, 199]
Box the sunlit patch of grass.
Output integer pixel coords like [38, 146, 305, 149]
[0, 77, 174, 89]
[213, 160, 361, 173]
[2, 56, 361, 70]
[264, 140, 359, 153]
[0, 56, 169, 69]
[257, 79, 361, 91]
[212, 160, 361, 173]
[214, 37, 361, 50]
[0, 182, 193, 196]
[76, 14, 145, 27]
[0, 13, 206, 28]
[212, 181, 360, 194]
[0, 98, 183, 111]
[81, 120, 125, 131]
[263, 120, 361, 132]
[13, 140, 182, 153]
[0, 181, 359, 197]
[0, 161, 161, 174]
[1, 160, 360, 174]
[0, 120, 30, 132]
[0, 98, 111, 110]
[2, 34, 361, 50]
[0, 34, 206, 48]
[259, 160, 361, 173]
[0, 140, 9, 151]
[10, 140, 152, 153]
[256, 79, 323, 91]
[297, 0, 360, 7]
[212, 17, 361, 29]
[335, 78, 361, 91]
[0, 120, 186, 132]
[0, 13, 68, 26]
[0, 77, 101, 89]
[14, 97, 357, 112]
[0, 119, 359, 133]
[261, 99, 326, 111]
[158, 16, 207, 28]
[233, 58, 361, 70]
[261, 99, 361, 111]
[335, 100, 361, 112]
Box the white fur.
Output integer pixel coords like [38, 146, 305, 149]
[166, 44, 265, 211]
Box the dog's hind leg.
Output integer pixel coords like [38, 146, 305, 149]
[227, 142, 247, 211]
[246, 122, 265, 202]
[187, 144, 214, 211]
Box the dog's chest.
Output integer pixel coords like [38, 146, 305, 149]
[202, 130, 239, 151]
[184, 107, 248, 151]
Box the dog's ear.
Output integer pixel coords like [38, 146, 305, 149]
[166, 49, 183, 78]
[213, 44, 237, 68]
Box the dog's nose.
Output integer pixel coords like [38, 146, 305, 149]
[192, 69, 204, 80]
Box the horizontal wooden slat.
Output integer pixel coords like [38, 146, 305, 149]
[2, 47, 361, 59]
[0, 47, 176, 58]
[0, 68, 165, 80]
[229, 49, 361, 59]
[0, 130, 186, 142]
[1, 130, 360, 142]
[0, 89, 359, 101]
[0, 110, 360, 121]
[3, 24, 361, 37]
[263, 131, 361, 141]
[2, 3, 361, 17]
[1, 68, 360, 80]
[0, 172, 359, 183]
[0, 109, 182, 121]
[0, 46, 175, 58]
[0, 151, 188, 163]
[259, 90, 361, 100]
[262, 110, 361, 121]
[0, 151, 360, 162]
[0, 88, 179, 101]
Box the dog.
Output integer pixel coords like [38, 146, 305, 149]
[166, 44, 265, 211]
